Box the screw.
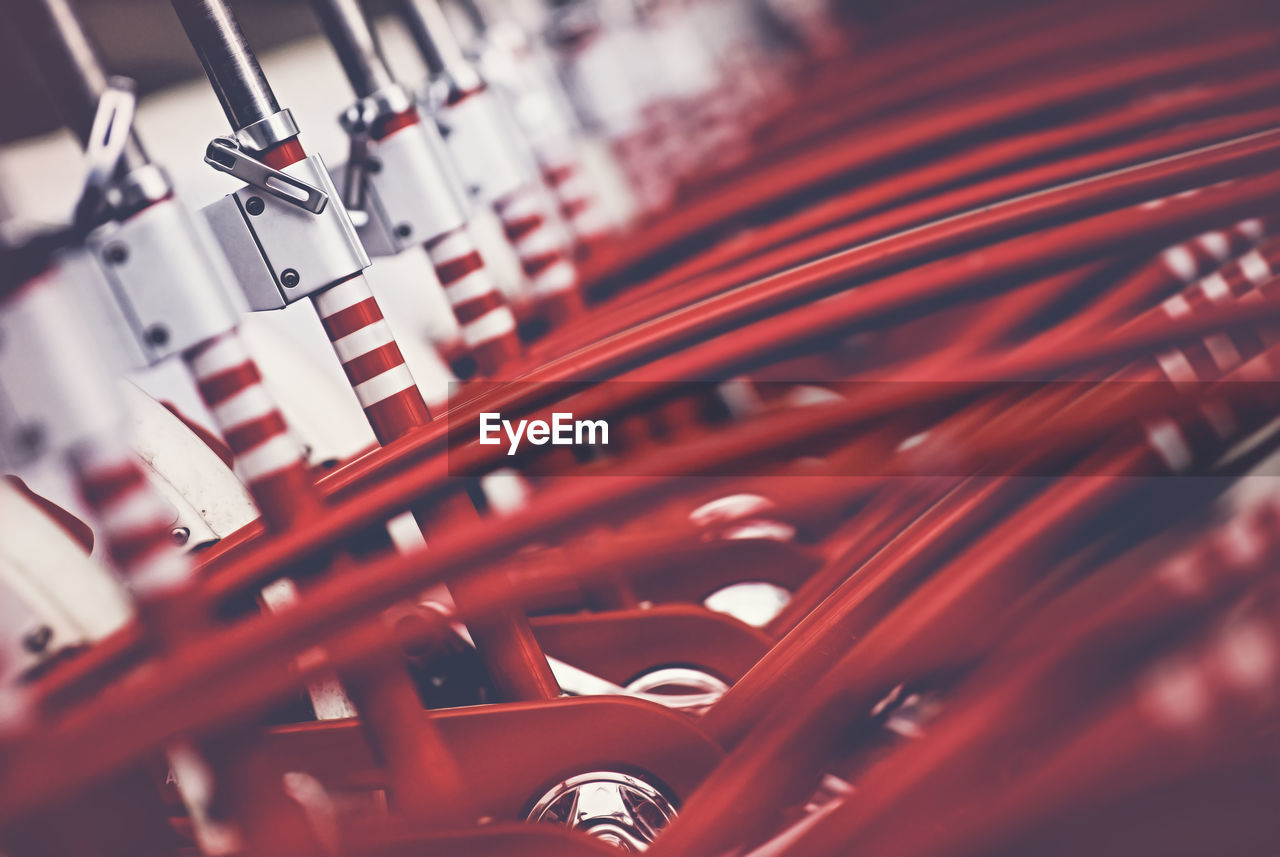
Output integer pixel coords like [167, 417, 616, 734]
[171, 526, 190, 546]
[395, 223, 413, 239]
[365, 158, 383, 174]
[145, 325, 170, 347]
[15, 423, 44, 456]
[280, 269, 301, 288]
[245, 196, 265, 216]
[22, 625, 53, 654]
[104, 243, 129, 265]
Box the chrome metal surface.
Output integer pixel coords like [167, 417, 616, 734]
[396, 0, 482, 90]
[309, 0, 397, 99]
[204, 138, 329, 214]
[234, 109, 300, 153]
[202, 154, 369, 309]
[170, 0, 282, 133]
[13, 0, 149, 171]
[527, 771, 677, 851]
[624, 668, 729, 716]
[84, 196, 240, 364]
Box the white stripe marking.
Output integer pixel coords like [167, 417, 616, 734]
[1199, 273, 1230, 301]
[445, 269, 498, 305]
[237, 434, 304, 480]
[331, 321, 396, 363]
[211, 386, 277, 431]
[313, 276, 375, 317]
[461, 307, 517, 346]
[1161, 246, 1197, 282]
[1156, 349, 1198, 384]
[1239, 250, 1272, 286]
[353, 364, 418, 406]
[530, 260, 577, 296]
[188, 334, 250, 376]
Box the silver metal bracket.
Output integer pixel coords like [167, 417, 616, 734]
[204, 138, 329, 214]
[83, 77, 137, 196]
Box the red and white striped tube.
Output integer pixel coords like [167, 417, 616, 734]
[311, 273, 433, 444]
[424, 227, 521, 376]
[69, 438, 191, 600]
[494, 184, 582, 323]
[542, 160, 613, 253]
[185, 331, 319, 532]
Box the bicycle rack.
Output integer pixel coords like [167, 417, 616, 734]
[2, 0, 1280, 855]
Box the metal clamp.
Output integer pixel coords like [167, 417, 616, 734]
[337, 99, 381, 223]
[73, 77, 139, 229]
[83, 77, 138, 194]
[204, 137, 329, 214]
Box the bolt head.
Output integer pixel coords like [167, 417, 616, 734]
[395, 223, 413, 239]
[171, 526, 190, 545]
[245, 196, 266, 216]
[365, 158, 383, 174]
[280, 268, 301, 288]
[145, 325, 170, 347]
[104, 243, 129, 265]
[22, 625, 53, 654]
[14, 423, 44, 457]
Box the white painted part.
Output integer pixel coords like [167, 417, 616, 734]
[529, 260, 577, 296]
[1145, 420, 1194, 473]
[445, 269, 498, 305]
[784, 385, 845, 407]
[365, 120, 469, 243]
[239, 311, 378, 465]
[0, 480, 134, 684]
[331, 321, 397, 364]
[1199, 272, 1231, 301]
[513, 223, 562, 259]
[1156, 349, 1199, 384]
[1198, 231, 1230, 260]
[352, 365, 417, 407]
[722, 521, 798, 542]
[95, 488, 172, 537]
[209, 385, 278, 433]
[717, 379, 765, 418]
[690, 494, 776, 526]
[441, 92, 531, 203]
[1237, 218, 1265, 241]
[461, 307, 518, 346]
[122, 383, 257, 541]
[468, 208, 531, 303]
[259, 578, 359, 720]
[1202, 334, 1242, 372]
[167, 742, 243, 856]
[387, 511, 429, 554]
[429, 229, 473, 260]
[704, 582, 792, 628]
[186, 333, 248, 375]
[480, 469, 532, 516]
[314, 273, 377, 317]
[235, 435, 305, 481]
[1239, 250, 1272, 286]
[1161, 294, 1192, 317]
[1161, 246, 1197, 282]
[0, 273, 125, 460]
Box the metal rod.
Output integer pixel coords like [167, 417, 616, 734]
[395, 0, 469, 79]
[308, 0, 398, 99]
[169, 0, 281, 132]
[10, 0, 150, 171]
[455, 0, 489, 36]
